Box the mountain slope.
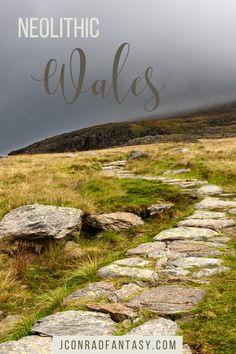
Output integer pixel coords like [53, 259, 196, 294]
[9, 104, 236, 155]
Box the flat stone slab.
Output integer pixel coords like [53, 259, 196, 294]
[197, 185, 222, 196]
[32, 310, 116, 336]
[167, 240, 223, 257]
[64, 282, 115, 303]
[186, 211, 226, 219]
[0, 204, 84, 240]
[126, 242, 167, 258]
[229, 208, 236, 215]
[159, 268, 190, 277]
[113, 258, 151, 267]
[108, 283, 142, 303]
[127, 317, 179, 335]
[127, 286, 205, 314]
[192, 266, 230, 278]
[177, 218, 235, 231]
[0, 336, 52, 354]
[86, 303, 138, 322]
[97, 264, 158, 282]
[86, 212, 144, 231]
[154, 227, 218, 241]
[168, 257, 222, 269]
[195, 197, 236, 210]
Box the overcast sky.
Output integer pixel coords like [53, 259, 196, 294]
[1, 0, 236, 154]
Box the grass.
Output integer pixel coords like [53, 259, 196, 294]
[0, 137, 235, 352]
[179, 238, 236, 354]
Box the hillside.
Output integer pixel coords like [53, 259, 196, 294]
[9, 103, 236, 155]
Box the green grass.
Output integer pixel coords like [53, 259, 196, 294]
[179, 238, 236, 354]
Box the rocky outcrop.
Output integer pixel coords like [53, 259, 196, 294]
[0, 205, 83, 241]
[85, 212, 144, 231]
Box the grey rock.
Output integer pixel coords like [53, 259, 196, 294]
[192, 266, 230, 278]
[0, 336, 52, 354]
[127, 150, 150, 159]
[127, 317, 180, 335]
[97, 264, 158, 282]
[168, 257, 222, 269]
[197, 185, 222, 196]
[0, 204, 83, 240]
[195, 197, 236, 210]
[126, 242, 167, 258]
[86, 303, 138, 322]
[86, 212, 144, 231]
[205, 237, 231, 244]
[113, 258, 151, 267]
[32, 310, 116, 336]
[103, 160, 126, 167]
[164, 169, 191, 175]
[127, 286, 205, 314]
[147, 203, 173, 216]
[172, 147, 190, 153]
[64, 282, 115, 303]
[187, 211, 226, 219]
[167, 240, 223, 257]
[156, 256, 169, 269]
[108, 283, 142, 303]
[154, 227, 218, 241]
[177, 218, 235, 231]
[159, 268, 190, 277]
[229, 208, 236, 215]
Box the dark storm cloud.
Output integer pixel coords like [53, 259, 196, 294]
[1, 0, 236, 154]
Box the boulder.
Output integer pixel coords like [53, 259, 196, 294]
[127, 286, 205, 314]
[32, 310, 116, 336]
[127, 150, 150, 159]
[0, 336, 52, 354]
[154, 227, 218, 241]
[127, 317, 179, 335]
[197, 185, 222, 196]
[229, 208, 236, 215]
[86, 303, 138, 322]
[0, 205, 83, 240]
[97, 264, 158, 282]
[86, 212, 144, 231]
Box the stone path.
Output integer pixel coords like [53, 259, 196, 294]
[0, 159, 235, 354]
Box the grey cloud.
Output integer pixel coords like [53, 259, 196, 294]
[1, 0, 236, 154]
